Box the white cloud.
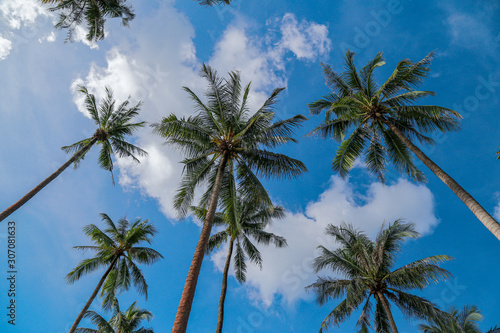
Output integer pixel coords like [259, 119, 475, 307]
[211, 176, 439, 306]
[38, 31, 56, 43]
[276, 13, 331, 60]
[72, 9, 331, 218]
[0, 35, 12, 60]
[494, 201, 500, 221]
[0, 0, 50, 29]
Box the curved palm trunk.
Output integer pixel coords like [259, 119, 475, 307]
[384, 120, 500, 241]
[216, 237, 234, 333]
[172, 153, 229, 333]
[377, 291, 398, 333]
[68, 255, 119, 333]
[0, 138, 96, 223]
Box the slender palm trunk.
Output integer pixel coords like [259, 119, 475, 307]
[172, 153, 229, 333]
[0, 138, 96, 223]
[384, 119, 500, 241]
[216, 237, 234, 333]
[377, 291, 398, 333]
[68, 255, 118, 333]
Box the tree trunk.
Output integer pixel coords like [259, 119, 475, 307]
[68, 255, 118, 333]
[376, 291, 398, 333]
[0, 138, 96, 223]
[172, 153, 229, 333]
[216, 237, 234, 333]
[383, 119, 500, 241]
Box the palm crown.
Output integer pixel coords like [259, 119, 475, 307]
[63, 86, 147, 184]
[193, 196, 287, 282]
[40, 0, 135, 42]
[309, 51, 461, 183]
[68, 214, 163, 309]
[152, 64, 307, 216]
[308, 220, 453, 333]
[76, 299, 154, 333]
[41, 0, 233, 42]
[419, 305, 483, 333]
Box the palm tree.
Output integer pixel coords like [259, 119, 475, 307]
[307, 220, 453, 333]
[197, 0, 233, 5]
[152, 64, 307, 332]
[419, 305, 482, 333]
[0, 86, 146, 224]
[191, 195, 287, 333]
[308, 51, 500, 241]
[40, 0, 135, 42]
[419, 305, 500, 333]
[76, 298, 154, 333]
[40, 0, 233, 43]
[67, 213, 162, 333]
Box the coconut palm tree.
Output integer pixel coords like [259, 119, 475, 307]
[76, 298, 154, 333]
[40, 0, 233, 43]
[67, 213, 162, 333]
[419, 305, 500, 333]
[307, 220, 453, 333]
[308, 51, 500, 241]
[40, 0, 135, 42]
[152, 64, 307, 332]
[191, 195, 287, 333]
[0, 86, 146, 224]
[419, 305, 483, 333]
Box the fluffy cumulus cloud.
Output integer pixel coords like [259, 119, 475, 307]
[275, 13, 331, 60]
[72, 8, 331, 218]
[0, 0, 50, 29]
[0, 35, 12, 60]
[211, 176, 438, 306]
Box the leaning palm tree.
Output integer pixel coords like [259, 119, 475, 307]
[191, 195, 287, 333]
[308, 51, 500, 241]
[76, 298, 154, 333]
[419, 305, 483, 333]
[40, 0, 233, 43]
[152, 64, 307, 333]
[0, 86, 146, 224]
[307, 220, 453, 333]
[67, 213, 162, 333]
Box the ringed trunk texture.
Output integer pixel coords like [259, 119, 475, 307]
[377, 291, 399, 333]
[68, 255, 118, 333]
[172, 154, 229, 333]
[0, 139, 96, 223]
[216, 237, 234, 333]
[384, 120, 500, 241]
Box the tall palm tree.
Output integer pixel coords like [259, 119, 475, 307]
[152, 64, 307, 332]
[76, 298, 154, 333]
[191, 195, 287, 333]
[419, 305, 483, 333]
[0, 86, 146, 224]
[307, 220, 453, 333]
[308, 51, 500, 241]
[40, 0, 233, 43]
[67, 213, 162, 333]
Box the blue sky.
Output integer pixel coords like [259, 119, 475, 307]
[0, 0, 499, 332]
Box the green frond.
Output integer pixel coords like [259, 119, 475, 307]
[332, 127, 368, 178]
